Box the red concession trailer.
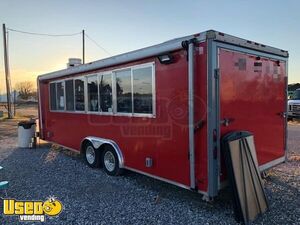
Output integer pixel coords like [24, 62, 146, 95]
[37, 30, 288, 199]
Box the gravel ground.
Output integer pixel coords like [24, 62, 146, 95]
[0, 120, 299, 225]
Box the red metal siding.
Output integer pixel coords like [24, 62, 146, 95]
[39, 47, 209, 191]
[219, 48, 286, 168]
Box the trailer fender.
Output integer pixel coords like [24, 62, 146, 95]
[80, 136, 125, 168]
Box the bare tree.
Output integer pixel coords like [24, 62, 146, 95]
[15, 81, 36, 100]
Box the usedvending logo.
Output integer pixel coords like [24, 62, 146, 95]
[3, 196, 63, 222]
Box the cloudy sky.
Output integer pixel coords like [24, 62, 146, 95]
[0, 0, 299, 93]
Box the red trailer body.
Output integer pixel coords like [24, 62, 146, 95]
[37, 30, 288, 198]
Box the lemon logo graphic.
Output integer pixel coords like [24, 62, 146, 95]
[42, 197, 63, 216]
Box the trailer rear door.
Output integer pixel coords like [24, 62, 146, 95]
[219, 48, 286, 169]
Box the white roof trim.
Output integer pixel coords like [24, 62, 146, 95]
[38, 30, 288, 81]
[38, 32, 206, 81]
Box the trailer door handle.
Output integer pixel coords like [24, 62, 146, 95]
[220, 118, 234, 127]
[277, 112, 287, 118]
[194, 120, 204, 133]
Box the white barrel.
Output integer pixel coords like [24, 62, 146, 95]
[18, 121, 36, 148]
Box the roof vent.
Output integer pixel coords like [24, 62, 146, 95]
[67, 58, 82, 68]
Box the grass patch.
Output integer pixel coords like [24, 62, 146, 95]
[0, 111, 31, 122]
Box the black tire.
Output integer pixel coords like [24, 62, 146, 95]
[84, 142, 101, 168]
[102, 145, 123, 176]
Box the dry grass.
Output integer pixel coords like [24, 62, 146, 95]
[0, 114, 31, 121]
[50, 144, 80, 158]
[0, 103, 38, 120]
[289, 155, 300, 161]
[288, 119, 300, 125]
[43, 149, 60, 163]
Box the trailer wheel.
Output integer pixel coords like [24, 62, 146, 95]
[84, 143, 101, 168]
[102, 145, 123, 176]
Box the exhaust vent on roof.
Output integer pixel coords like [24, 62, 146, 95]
[67, 58, 82, 68]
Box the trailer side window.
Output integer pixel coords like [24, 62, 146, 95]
[65, 80, 74, 111]
[75, 78, 85, 111]
[48, 63, 154, 116]
[115, 69, 132, 113]
[56, 82, 65, 110]
[87, 76, 99, 112]
[132, 66, 153, 114]
[50, 83, 57, 110]
[99, 74, 113, 112]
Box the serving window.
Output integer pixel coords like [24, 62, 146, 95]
[115, 69, 132, 113]
[132, 66, 153, 114]
[49, 83, 57, 110]
[56, 82, 65, 110]
[65, 80, 74, 111]
[49, 62, 155, 117]
[87, 76, 99, 112]
[99, 74, 113, 112]
[74, 78, 85, 111]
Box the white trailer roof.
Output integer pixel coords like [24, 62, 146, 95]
[38, 30, 288, 81]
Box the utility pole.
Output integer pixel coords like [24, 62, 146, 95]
[13, 90, 16, 116]
[82, 29, 85, 64]
[2, 23, 13, 119]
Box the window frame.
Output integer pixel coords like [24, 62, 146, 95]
[113, 68, 133, 115]
[74, 76, 86, 112]
[132, 64, 155, 115]
[48, 62, 155, 118]
[86, 74, 100, 113]
[65, 79, 75, 112]
[56, 81, 66, 111]
[49, 81, 65, 112]
[137, 62, 155, 117]
[98, 72, 114, 115]
[112, 63, 155, 117]
[49, 78, 85, 114]
[49, 82, 57, 111]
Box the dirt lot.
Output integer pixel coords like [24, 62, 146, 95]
[0, 103, 38, 119]
[0, 111, 299, 224]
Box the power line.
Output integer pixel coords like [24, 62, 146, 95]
[7, 28, 81, 37]
[84, 33, 111, 56]
[6, 26, 112, 61]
